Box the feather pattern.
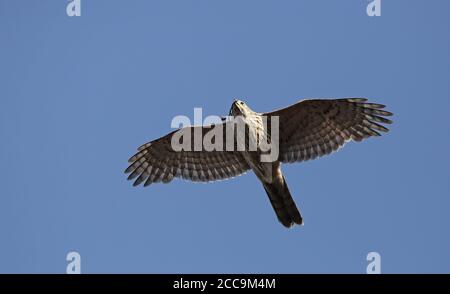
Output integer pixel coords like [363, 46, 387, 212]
[264, 98, 393, 163]
[125, 123, 250, 186]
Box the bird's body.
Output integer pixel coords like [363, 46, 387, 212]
[229, 100, 303, 227]
[125, 98, 393, 228]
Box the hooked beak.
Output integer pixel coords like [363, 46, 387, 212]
[230, 100, 240, 116]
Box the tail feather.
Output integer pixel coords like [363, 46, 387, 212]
[262, 175, 303, 228]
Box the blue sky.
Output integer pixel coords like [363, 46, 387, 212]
[1, 0, 450, 273]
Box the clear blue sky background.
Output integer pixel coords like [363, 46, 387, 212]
[1, 0, 449, 273]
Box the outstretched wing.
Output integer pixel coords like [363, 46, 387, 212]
[125, 122, 250, 187]
[265, 98, 393, 163]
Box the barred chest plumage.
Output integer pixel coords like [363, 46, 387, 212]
[230, 101, 272, 154]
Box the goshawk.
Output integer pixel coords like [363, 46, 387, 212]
[125, 98, 393, 228]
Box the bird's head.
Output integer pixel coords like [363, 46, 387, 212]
[229, 99, 250, 117]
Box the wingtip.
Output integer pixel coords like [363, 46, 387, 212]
[347, 98, 368, 103]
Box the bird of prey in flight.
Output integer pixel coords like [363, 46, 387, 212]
[125, 98, 393, 228]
